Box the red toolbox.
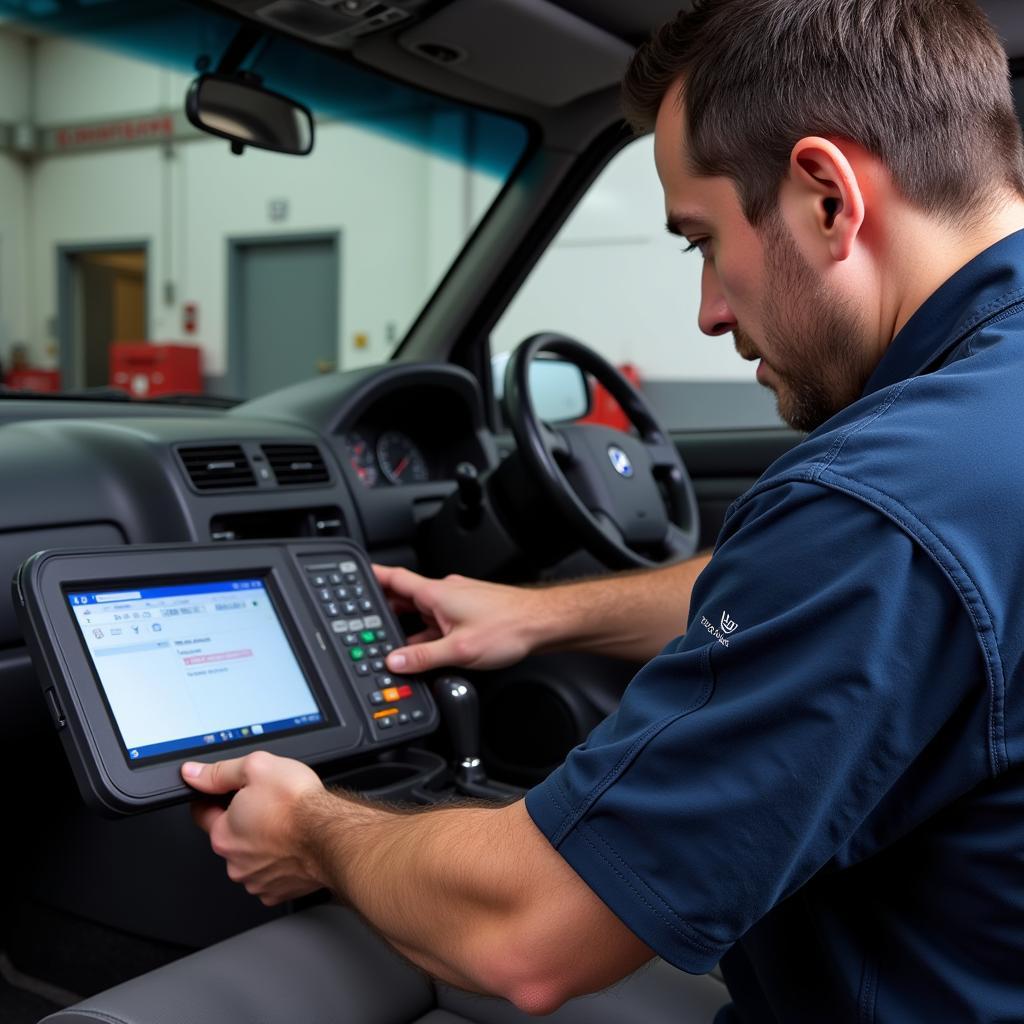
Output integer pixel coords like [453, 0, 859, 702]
[579, 362, 642, 433]
[4, 368, 62, 392]
[110, 342, 202, 398]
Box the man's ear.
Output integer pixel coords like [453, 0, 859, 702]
[787, 137, 866, 262]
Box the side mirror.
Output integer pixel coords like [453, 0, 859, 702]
[185, 73, 314, 156]
[492, 351, 591, 422]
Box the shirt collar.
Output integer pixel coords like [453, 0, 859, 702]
[862, 227, 1024, 397]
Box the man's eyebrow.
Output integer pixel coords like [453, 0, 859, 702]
[666, 212, 711, 237]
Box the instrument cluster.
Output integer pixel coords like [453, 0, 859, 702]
[343, 430, 431, 488]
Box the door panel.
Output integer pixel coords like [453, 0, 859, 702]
[673, 427, 803, 547]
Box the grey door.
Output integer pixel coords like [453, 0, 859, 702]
[231, 235, 339, 398]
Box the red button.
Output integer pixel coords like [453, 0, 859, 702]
[397, 684, 413, 699]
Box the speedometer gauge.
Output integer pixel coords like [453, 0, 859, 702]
[376, 431, 429, 485]
[345, 433, 379, 488]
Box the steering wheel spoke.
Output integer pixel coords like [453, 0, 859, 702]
[645, 439, 681, 472]
[593, 510, 626, 545]
[663, 521, 699, 559]
[541, 422, 572, 463]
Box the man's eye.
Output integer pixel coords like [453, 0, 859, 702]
[682, 239, 711, 258]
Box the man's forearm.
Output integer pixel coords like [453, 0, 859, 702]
[531, 552, 712, 662]
[376, 553, 712, 675]
[296, 793, 652, 1013]
[301, 796, 508, 988]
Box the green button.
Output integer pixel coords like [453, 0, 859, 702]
[350, 647, 365, 661]
[360, 629, 376, 644]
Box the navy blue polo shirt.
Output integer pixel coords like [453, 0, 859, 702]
[526, 230, 1024, 1022]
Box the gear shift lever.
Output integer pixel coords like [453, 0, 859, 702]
[432, 676, 488, 790]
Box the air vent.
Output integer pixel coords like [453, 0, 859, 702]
[262, 444, 330, 486]
[179, 445, 256, 490]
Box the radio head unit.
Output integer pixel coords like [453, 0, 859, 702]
[14, 541, 437, 815]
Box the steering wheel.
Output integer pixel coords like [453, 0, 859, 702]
[503, 333, 700, 569]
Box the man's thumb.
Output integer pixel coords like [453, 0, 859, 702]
[181, 757, 246, 794]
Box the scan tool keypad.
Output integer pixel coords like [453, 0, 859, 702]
[301, 553, 429, 735]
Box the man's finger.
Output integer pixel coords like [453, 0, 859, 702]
[181, 756, 248, 795]
[372, 564, 424, 615]
[386, 633, 468, 673]
[371, 562, 397, 585]
[372, 564, 428, 602]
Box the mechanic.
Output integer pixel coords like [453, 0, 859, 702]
[182, 1, 1024, 1020]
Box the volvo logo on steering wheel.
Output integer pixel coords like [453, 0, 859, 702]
[607, 445, 634, 478]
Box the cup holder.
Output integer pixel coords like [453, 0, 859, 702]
[343, 763, 417, 790]
[325, 748, 446, 802]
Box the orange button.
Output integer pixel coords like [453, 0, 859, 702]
[382, 687, 401, 702]
[397, 684, 413, 699]
[373, 708, 398, 719]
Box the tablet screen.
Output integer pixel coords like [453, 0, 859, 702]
[66, 577, 324, 764]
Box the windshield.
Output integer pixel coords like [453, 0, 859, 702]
[0, 0, 528, 403]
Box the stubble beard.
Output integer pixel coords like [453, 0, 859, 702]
[742, 217, 873, 434]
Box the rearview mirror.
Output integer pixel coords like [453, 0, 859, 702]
[185, 73, 314, 156]
[492, 352, 591, 422]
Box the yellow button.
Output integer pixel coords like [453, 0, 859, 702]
[373, 708, 398, 720]
[382, 687, 400, 702]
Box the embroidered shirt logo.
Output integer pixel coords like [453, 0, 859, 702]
[699, 610, 739, 647]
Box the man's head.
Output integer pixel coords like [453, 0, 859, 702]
[625, 0, 1024, 431]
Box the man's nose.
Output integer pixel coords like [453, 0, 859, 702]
[698, 263, 738, 336]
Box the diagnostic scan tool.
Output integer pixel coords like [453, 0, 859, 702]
[14, 542, 437, 815]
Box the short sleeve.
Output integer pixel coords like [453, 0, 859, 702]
[525, 480, 985, 973]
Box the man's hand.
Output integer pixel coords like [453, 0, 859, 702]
[374, 553, 712, 671]
[181, 751, 326, 906]
[373, 565, 547, 674]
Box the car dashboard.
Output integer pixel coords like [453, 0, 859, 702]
[0, 360, 536, 956]
[0, 363, 495, 740]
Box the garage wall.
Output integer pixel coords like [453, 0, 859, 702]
[29, 145, 167, 353]
[179, 122, 433, 376]
[26, 119, 438, 377]
[0, 29, 30, 362]
[34, 36, 187, 124]
[8, 31, 499, 386]
[0, 155, 28, 362]
[0, 28, 30, 121]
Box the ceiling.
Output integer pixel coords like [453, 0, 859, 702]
[540, 0, 1024, 54]
[200, 0, 1024, 126]
[549, 0, 694, 44]
[980, 0, 1024, 57]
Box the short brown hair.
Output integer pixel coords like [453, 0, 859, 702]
[623, 0, 1024, 225]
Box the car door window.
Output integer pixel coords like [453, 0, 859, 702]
[491, 136, 783, 431]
